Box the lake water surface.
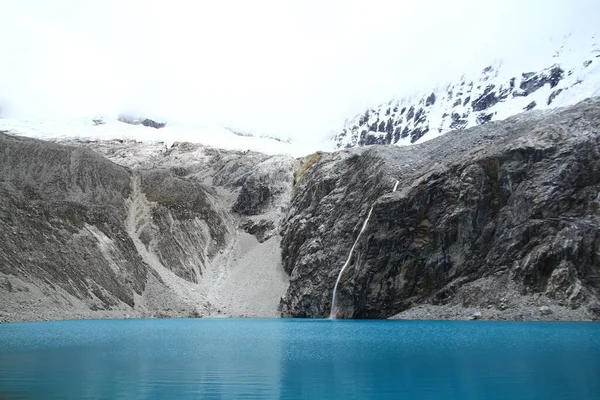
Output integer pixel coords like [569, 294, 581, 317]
[0, 318, 599, 399]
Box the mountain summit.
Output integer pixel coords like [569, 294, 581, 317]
[333, 31, 600, 148]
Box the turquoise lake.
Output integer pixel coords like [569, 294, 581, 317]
[0, 318, 599, 399]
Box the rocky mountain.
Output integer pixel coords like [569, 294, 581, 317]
[285, 98, 600, 320]
[333, 32, 600, 148]
[2, 98, 600, 322]
[0, 135, 294, 322]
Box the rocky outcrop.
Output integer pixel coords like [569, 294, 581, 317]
[141, 119, 166, 129]
[281, 98, 600, 320]
[135, 169, 232, 283]
[117, 114, 166, 129]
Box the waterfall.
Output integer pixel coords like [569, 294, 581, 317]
[329, 180, 399, 319]
[328, 206, 374, 319]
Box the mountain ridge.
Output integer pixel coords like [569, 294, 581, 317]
[1, 98, 600, 322]
[333, 31, 600, 148]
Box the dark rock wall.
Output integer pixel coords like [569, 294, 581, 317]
[282, 98, 600, 319]
[280, 149, 397, 317]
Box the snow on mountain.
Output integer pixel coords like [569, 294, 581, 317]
[333, 31, 600, 148]
[0, 116, 334, 157]
[2, 31, 598, 157]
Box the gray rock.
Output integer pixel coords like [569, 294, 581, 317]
[0, 134, 146, 312]
[0, 136, 294, 321]
[141, 119, 166, 129]
[548, 89, 564, 105]
[539, 306, 553, 316]
[239, 218, 276, 243]
[516, 65, 564, 96]
[586, 301, 600, 318]
[281, 98, 600, 319]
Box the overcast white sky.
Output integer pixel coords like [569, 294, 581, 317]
[0, 0, 598, 141]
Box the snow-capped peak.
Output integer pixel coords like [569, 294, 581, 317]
[333, 31, 600, 148]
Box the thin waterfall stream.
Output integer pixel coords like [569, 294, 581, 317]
[329, 180, 399, 319]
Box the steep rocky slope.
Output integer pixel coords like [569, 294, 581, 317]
[282, 98, 600, 320]
[333, 32, 600, 148]
[0, 136, 147, 319]
[0, 135, 293, 322]
[1, 98, 600, 322]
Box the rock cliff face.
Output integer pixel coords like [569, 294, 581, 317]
[281, 98, 600, 320]
[1, 98, 600, 322]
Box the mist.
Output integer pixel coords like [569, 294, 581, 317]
[0, 0, 597, 142]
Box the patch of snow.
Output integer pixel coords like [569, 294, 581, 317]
[0, 116, 335, 157]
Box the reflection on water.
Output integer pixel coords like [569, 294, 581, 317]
[1, 319, 599, 399]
